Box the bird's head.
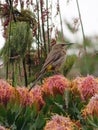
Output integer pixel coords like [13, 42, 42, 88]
[52, 43, 73, 50]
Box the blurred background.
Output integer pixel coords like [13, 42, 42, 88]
[0, 0, 98, 86]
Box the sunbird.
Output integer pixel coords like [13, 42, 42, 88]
[29, 43, 73, 91]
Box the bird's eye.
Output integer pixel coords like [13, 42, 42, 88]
[61, 44, 65, 46]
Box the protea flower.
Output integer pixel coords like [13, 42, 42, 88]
[0, 79, 15, 105]
[82, 94, 98, 117]
[44, 114, 80, 130]
[16, 87, 33, 106]
[42, 75, 70, 96]
[71, 76, 98, 101]
[0, 125, 7, 130]
[29, 85, 45, 110]
[71, 77, 85, 95]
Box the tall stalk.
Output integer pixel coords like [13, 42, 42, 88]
[76, 0, 86, 51]
[36, 0, 40, 59]
[76, 0, 89, 73]
[22, 58, 28, 87]
[28, 51, 31, 78]
[19, 0, 24, 10]
[46, 0, 50, 53]
[18, 62, 22, 82]
[40, 0, 47, 57]
[57, 0, 64, 42]
[12, 62, 15, 86]
[6, 63, 9, 79]
[7, 0, 13, 80]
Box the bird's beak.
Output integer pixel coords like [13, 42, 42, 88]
[65, 43, 74, 46]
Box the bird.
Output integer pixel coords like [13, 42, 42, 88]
[29, 43, 73, 91]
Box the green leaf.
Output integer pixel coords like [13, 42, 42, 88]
[52, 101, 66, 115]
[87, 115, 98, 128]
[15, 115, 24, 130]
[7, 109, 15, 125]
[33, 112, 46, 130]
[0, 104, 7, 118]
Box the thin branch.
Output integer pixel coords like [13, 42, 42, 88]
[76, 0, 89, 73]
[36, 0, 40, 59]
[46, 0, 50, 52]
[58, 0, 64, 42]
[76, 0, 86, 51]
[40, 0, 47, 57]
[22, 58, 28, 87]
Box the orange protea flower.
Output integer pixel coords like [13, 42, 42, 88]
[82, 94, 98, 117]
[16, 87, 33, 106]
[73, 120, 82, 130]
[29, 85, 45, 110]
[0, 125, 10, 130]
[71, 76, 98, 101]
[0, 79, 15, 105]
[95, 77, 98, 85]
[78, 76, 98, 100]
[42, 75, 70, 96]
[71, 77, 85, 95]
[44, 114, 77, 130]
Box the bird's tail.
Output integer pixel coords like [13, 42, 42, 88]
[29, 70, 45, 91]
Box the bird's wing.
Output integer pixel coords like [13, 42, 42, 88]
[40, 50, 62, 72]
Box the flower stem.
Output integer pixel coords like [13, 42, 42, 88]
[76, 0, 86, 51]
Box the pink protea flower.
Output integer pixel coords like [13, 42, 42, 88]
[42, 75, 70, 96]
[71, 77, 85, 95]
[0, 79, 15, 105]
[29, 85, 45, 110]
[16, 87, 33, 106]
[44, 114, 78, 130]
[82, 94, 98, 117]
[71, 76, 98, 101]
[95, 77, 98, 85]
[78, 75, 98, 100]
[0, 125, 6, 130]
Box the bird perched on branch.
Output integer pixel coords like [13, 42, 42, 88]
[29, 43, 73, 91]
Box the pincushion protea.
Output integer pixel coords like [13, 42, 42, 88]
[0, 125, 6, 130]
[44, 114, 81, 130]
[17, 85, 45, 109]
[0, 125, 10, 130]
[71, 76, 98, 101]
[42, 75, 70, 96]
[29, 85, 45, 110]
[82, 94, 98, 117]
[16, 87, 33, 106]
[0, 79, 17, 105]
